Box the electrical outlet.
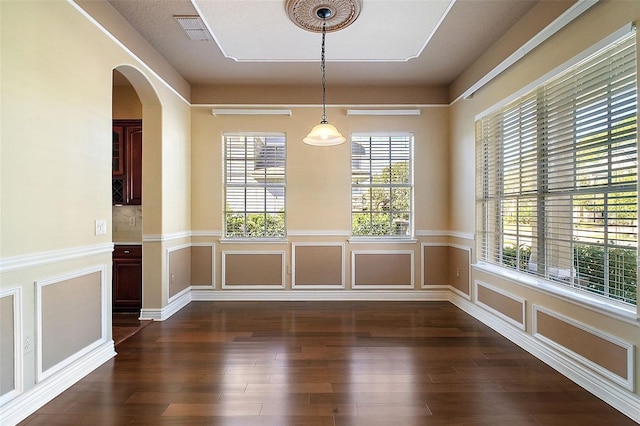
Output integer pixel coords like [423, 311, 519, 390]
[129, 217, 136, 227]
[456, 268, 460, 278]
[24, 335, 34, 353]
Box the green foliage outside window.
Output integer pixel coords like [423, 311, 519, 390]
[501, 244, 637, 305]
[352, 161, 411, 236]
[225, 210, 285, 238]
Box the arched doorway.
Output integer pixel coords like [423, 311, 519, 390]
[111, 65, 162, 339]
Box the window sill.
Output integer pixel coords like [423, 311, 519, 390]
[474, 261, 639, 326]
[219, 238, 287, 244]
[349, 237, 418, 244]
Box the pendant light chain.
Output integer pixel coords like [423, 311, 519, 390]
[320, 18, 327, 124]
[301, 7, 346, 146]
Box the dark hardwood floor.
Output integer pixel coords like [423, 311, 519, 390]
[112, 312, 152, 347]
[20, 301, 635, 425]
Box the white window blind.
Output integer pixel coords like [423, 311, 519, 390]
[351, 134, 413, 237]
[224, 133, 286, 238]
[476, 32, 637, 306]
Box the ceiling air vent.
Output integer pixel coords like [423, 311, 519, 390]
[174, 15, 212, 41]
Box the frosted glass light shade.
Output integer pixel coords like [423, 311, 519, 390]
[303, 123, 346, 146]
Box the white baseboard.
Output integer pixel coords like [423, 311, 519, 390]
[0, 341, 115, 426]
[449, 293, 640, 423]
[191, 289, 451, 302]
[139, 289, 192, 321]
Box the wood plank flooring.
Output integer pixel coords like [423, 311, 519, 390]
[112, 312, 153, 346]
[19, 301, 635, 425]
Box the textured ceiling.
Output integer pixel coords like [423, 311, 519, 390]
[107, 0, 543, 87]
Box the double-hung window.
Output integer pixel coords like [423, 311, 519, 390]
[476, 33, 637, 307]
[351, 134, 413, 237]
[224, 133, 286, 238]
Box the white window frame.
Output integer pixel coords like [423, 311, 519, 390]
[223, 132, 286, 239]
[476, 31, 638, 313]
[351, 133, 414, 239]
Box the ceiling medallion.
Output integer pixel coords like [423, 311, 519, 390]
[286, 0, 363, 33]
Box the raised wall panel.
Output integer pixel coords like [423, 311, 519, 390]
[36, 267, 106, 381]
[168, 245, 191, 299]
[0, 288, 21, 404]
[352, 250, 413, 289]
[533, 305, 634, 390]
[191, 244, 214, 287]
[222, 251, 285, 289]
[475, 280, 525, 330]
[422, 245, 448, 286]
[422, 244, 471, 297]
[292, 243, 344, 288]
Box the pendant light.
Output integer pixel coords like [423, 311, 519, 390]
[303, 7, 346, 146]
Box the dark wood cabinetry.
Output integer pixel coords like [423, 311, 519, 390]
[112, 245, 142, 312]
[112, 120, 142, 205]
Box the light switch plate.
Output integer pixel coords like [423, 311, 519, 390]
[95, 219, 107, 236]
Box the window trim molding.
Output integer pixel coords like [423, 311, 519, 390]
[222, 132, 287, 239]
[350, 133, 415, 238]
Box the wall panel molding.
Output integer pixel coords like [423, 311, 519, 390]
[474, 280, 526, 330]
[35, 266, 109, 382]
[533, 304, 634, 391]
[351, 250, 414, 289]
[143, 231, 191, 242]
[292, 243, 345, 289]
[421, 243, 471, 299]
[222, 251, 285, 289]
[190, 243, 216, 289]
[0, 287, 23, 406]
[0, 243, 113, 273]
[416, 230, 475, 240]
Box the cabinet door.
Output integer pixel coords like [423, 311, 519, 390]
[112, 126, 125, 176]
[113, 259, 142, 312]
[127, 126, 142, 205]
[112, 120, 142, 205]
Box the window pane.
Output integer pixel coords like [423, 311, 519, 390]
[224, 134, 286, 238]
[351, 135, 413, 237]
[476, 33, 637, 306]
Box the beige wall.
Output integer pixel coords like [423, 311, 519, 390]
[191, 106, 449, 233]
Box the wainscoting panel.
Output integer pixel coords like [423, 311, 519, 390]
[168, 244, 191, 299]
[292, 243, 344, 288]
[422, 244, 471, 297]
[191, 244, 214, 287]
[533, 305, 634, 391]
[36, 266, 106, 382]
[475, 280, 525, 330]
[222, 251, 285, 289]
[351, 250, 413, 289]
[0, 288, 22, 405]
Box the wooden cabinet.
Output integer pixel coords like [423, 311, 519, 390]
[112, 120, 142, 205]
[112, 245, 142, 312]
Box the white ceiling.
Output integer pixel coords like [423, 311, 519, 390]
[107, 0, 545, 87]
[193, 0, 454, 62]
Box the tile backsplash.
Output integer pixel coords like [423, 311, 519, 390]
[113, 205, 142, 242]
